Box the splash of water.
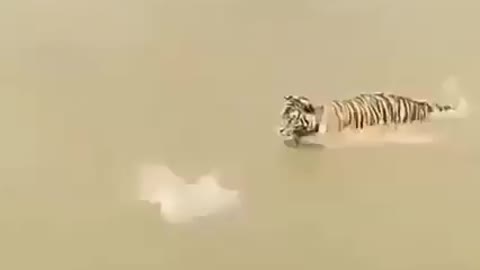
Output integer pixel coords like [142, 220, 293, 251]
[299, 125, 438, 149]
[139, 164, 241, 224]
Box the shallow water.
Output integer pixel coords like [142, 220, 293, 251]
[1, 0, 480, 269]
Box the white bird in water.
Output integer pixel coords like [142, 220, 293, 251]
[139, 165, 241, 224]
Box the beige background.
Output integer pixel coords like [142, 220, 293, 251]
[0, 0, 479, 269]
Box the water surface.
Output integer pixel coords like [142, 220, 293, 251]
[1, 0, 479, 269]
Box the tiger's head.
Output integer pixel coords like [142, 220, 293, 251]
[281, 95, 316, 115]
[278, 95, 321, 139]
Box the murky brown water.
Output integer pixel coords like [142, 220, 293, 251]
[1, 0, 480, 269]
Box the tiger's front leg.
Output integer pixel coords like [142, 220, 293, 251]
[283, 135, 301, 147]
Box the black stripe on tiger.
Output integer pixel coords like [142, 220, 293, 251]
[359, 94, 382, 126]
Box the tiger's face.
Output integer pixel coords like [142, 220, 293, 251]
[278, 108, 303, 137]
[278, 95, 318, 138]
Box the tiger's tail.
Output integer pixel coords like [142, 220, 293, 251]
[429, 75, 469, 120]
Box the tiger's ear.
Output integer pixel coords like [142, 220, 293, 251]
[284, 95, 292, 101]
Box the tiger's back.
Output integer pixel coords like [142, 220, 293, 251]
[320, 92, 458, 134]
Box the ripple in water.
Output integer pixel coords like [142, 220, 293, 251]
[299, 125, 440, 149]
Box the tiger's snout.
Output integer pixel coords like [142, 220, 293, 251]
[278, 126, 293, 137]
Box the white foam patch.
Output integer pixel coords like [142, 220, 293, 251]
[139, 165, 241, 224]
